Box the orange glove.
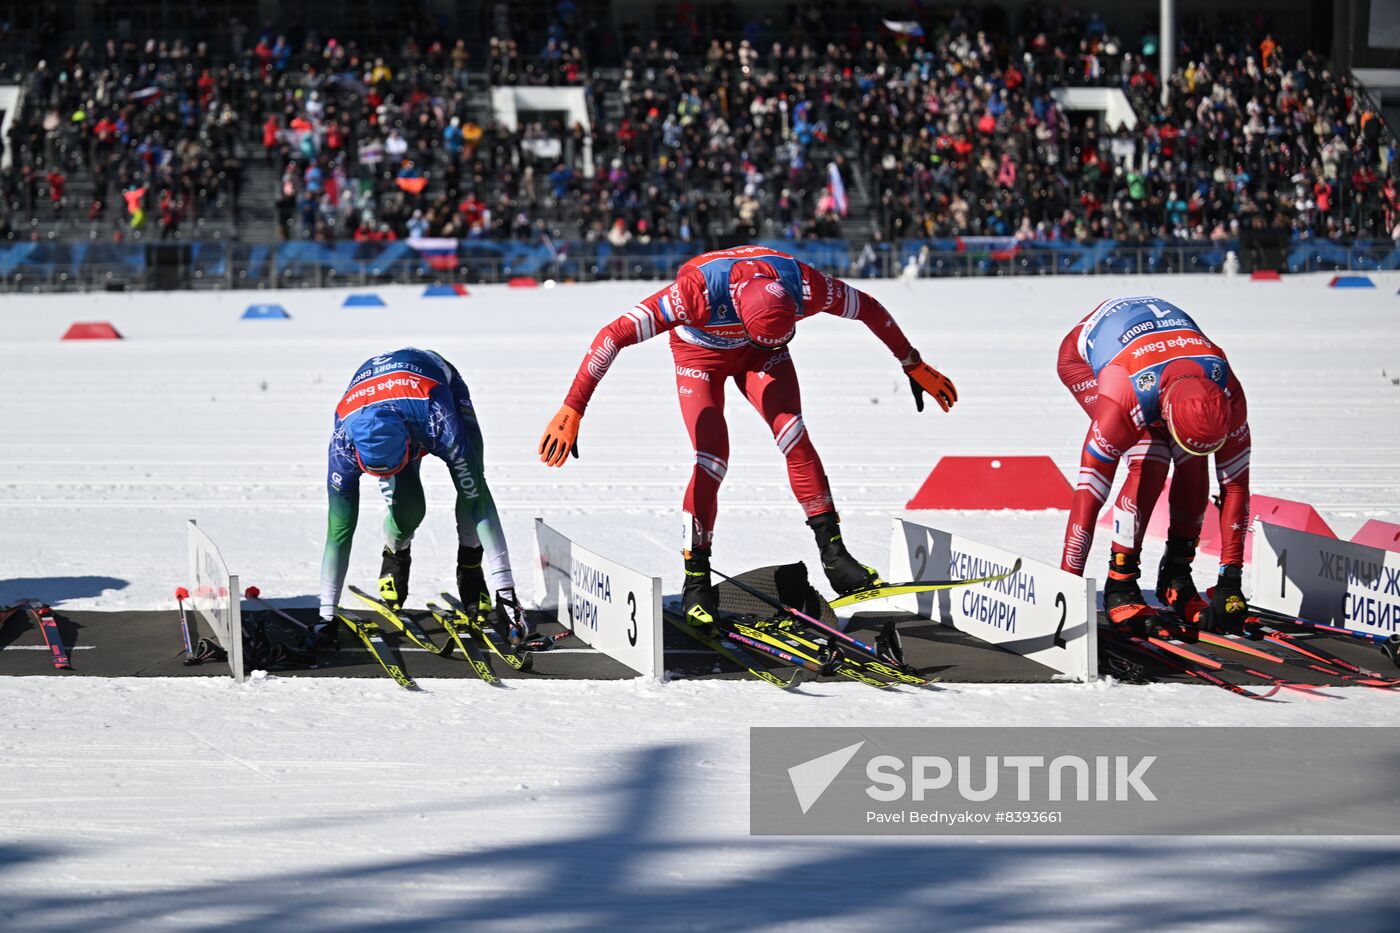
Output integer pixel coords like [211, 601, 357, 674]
[902, 350, 958, 413]
[539, 404, 582, 466]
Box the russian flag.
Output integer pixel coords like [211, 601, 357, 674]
[827, 162, 848, 216]
[128, 87, 163, 105]
[409, 237, 459, 272]
[956, 236, 1019, 261]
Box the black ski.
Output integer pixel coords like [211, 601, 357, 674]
[721, 613, 935, 687]
[437, 592, 567, 672]
[337, 611, 419, 690]
[349, 585, 450, 656]
[663, 610, 808, 689]
[723, 620, 897, 688]
[425, 601, 503, 686]
[711, 566, 907, 669]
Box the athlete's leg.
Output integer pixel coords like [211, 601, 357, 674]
[674, 347, 731, 552]
[741, 348, 874, 593]
[1062, 328, 1149, 545]
[377, 458, 425, 605]
[451, 404, 515, 593]
[1111, 428, 1171, 553]
[673, 346, 732, 624]
[1166, 443, 1211, 542]
[1060, 329, 1170, 558]
[1152, 439, 1213, 618]
[381, 457, 426, 551]
[739, 348, 833, 518]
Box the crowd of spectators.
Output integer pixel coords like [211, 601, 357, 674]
[2, 4, 1395, 252]
[2, 39, 247, 242]
[858, 6, 1395, 244]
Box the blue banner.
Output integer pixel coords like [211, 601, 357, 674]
[3, 237, 1397, 286]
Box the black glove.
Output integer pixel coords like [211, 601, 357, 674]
[1199, 565, 1248, 635]
[494, 587, 528, 644]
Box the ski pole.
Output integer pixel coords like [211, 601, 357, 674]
[1248, 606, 1400, 646]
[243, 586, 311, 631]
[174, 586, 195, 656]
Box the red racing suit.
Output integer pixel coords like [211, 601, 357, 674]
[562, 246, 915, 549]
[1056, 298, 1251, 575]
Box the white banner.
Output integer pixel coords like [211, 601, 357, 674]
[888, 518, 1097, 681]
[186, 519, 245, 682]
[1251, 519, 1400, 638]
[533, 518, 663, 680]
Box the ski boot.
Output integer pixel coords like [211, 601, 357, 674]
[378, 545, 411, 609]
[304, 617, 341, 666]
[456, 544, 490, 620]
[682, 549, 719, 628]
[1103, 549, 1164, 639]
[1155, 535, 1208, 623]
[807, 512, 881, 595]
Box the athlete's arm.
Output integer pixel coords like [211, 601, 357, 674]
[561, 274, 701, 414]
[319, 433, 362, 619]
[542, 274, 702, 466]
[801, 263, 957, 412]
[803, 263, 914, 359]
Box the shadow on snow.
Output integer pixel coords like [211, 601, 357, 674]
[0, 744, 1396, 931]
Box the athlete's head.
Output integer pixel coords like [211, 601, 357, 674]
[1162, 376, 1229, 456]
[349, 408, 412, 476]
[736, 276, 797, 349]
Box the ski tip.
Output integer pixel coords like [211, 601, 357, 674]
[244, 585, 260, 599]
[175, 586, 189, 600]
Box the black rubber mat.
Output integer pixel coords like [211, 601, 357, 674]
[844, 612, 1060, 683]
[13, 571, 1384, 688]
[703, 563, 1061, 683]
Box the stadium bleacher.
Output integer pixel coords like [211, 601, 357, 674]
[1, 4, 1394, 263]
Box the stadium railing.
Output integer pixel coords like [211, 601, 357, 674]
[2, 238, 1397, 293]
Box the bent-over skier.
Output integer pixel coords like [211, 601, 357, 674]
[1057, 296, 1252, 634]
[537, 245, 958, 626]
[317, 347, 525, 649]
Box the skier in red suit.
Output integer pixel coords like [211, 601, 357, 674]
[538, 246, 958, 624]
[1057, 296, 1252, 634]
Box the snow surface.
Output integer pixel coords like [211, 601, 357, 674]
[2, 274, 1399, 929]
